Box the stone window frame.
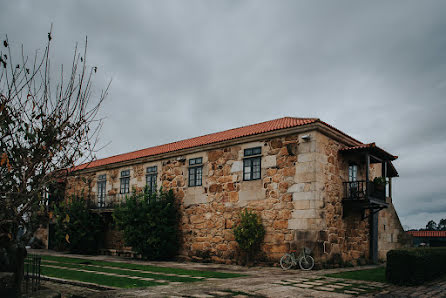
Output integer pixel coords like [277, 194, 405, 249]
[120, 170, 130, 194]
[146, 166, 158, 193]
[188, 157, 203, 187]
[243, 147, 262, 181]
[97, 174, 106, 207]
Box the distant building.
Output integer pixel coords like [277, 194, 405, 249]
[407, 231, 446, 247]
[39, 117, 406, 265]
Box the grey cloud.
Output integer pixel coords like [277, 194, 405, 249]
[1, 0, 445, 229]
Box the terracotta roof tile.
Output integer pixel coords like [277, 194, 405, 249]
[339, 142, 398, 161]
[73, 117, 359, 171]
[407, 231, 446, 237]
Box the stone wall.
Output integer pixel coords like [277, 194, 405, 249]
[159, 137, 299, 263]
[302, 132, 371, 265]
[63, 134, 306, 263]
[378, 197, 407, 260]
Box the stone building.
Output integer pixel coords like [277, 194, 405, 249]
[45, 117, 406, 265]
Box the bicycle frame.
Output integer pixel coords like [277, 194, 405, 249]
[280, 247, 314, 270]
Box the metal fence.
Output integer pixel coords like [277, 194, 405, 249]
[24, 253, 41, 293]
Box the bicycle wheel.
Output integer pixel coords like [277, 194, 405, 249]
[298, 255, 314, 270]
[280, 254, 294, 270]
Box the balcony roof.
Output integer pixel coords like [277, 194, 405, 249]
[339, 143, 398, 161]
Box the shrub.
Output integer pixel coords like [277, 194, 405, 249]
[52, 195, 104, 254]
[386, 247, 446, 285]
[232, 209, 265, 265]
[113, 188, 179, 260]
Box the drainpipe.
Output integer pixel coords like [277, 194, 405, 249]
[366, 153, 378, 263]
[370, 212, 378, 264]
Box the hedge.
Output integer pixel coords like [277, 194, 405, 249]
[113, 188, 179, 260]
[386, 247, 446, 285]
[52, 195, 104, 254]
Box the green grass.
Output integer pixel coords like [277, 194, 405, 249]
[325, 267, 387, 283]
[41, 261, 200, 283]
[40, 265, 165, 288]
[40, 255, 244, 279]
[31, 254, 245, 288]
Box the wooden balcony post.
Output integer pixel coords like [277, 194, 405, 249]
[382, 161, 387, 198]
[365, 153, 370, 196]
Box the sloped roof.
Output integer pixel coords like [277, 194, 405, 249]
[339, 142, 398, 161]
[73, 117, 360, 171]
[407, 231, 446, 237]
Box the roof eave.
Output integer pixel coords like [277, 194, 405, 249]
[72, 121, 361, 174]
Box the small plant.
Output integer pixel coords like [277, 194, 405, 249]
[373, 176, 387, 186]
[232, 209, 265, 265]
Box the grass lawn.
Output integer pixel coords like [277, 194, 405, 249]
[325, 267, 387, 283]
[30, 255, 245, 289]
[40, 266, 165, 288]
[40, 255, 243, 278]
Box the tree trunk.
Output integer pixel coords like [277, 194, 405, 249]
[14, 245, 26, 297]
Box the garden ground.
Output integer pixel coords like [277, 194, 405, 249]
[29, 249, 446, 297]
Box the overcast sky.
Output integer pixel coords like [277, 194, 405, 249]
[1, 0, 445, 229]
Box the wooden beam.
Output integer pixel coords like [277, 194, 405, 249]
[389, 177, 392, 199]
[369, 154, 382, 163]
[365, 153, 370, 196]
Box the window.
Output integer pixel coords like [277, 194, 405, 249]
[348, 164, 359, 198]
[188, 157, 203, 187]
[120, 170, 130, 194]
[97, 174, 106, 207]
[146, 166, 157, 193]
[243, 147, 261, 181]
[244, 147, 261, 157]
[348, 164, 358, 182]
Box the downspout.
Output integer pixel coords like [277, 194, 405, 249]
[366, 153, 378, 264]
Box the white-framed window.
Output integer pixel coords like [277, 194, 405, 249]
[120, 170, 130, 194]
[97, 174, 106, 207]
[348, 164, 358, 182]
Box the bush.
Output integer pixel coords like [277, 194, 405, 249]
[233, 209, 265, 265]
[386, 247, 446, 285]
[52, 195, 104, 254]
[113, 188, 179, 260]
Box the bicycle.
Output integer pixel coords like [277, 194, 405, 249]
[280, 247, 314, 270]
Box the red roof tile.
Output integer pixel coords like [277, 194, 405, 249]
[339, 142, 398, 161]
[407, 231, 446, 237]
[73, 117, 359, 171]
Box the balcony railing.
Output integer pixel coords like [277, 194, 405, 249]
[343, 180, 386, 201]
[92, 194, 127, 209]
[92, 192, 161, 209]
[92, 201, 122, 210]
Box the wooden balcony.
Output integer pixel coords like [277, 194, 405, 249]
[343, 180, 388, 210]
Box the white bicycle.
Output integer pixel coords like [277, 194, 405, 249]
[280, 247, 314, 270]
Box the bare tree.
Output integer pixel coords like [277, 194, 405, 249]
[0, 28, 109, 291]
